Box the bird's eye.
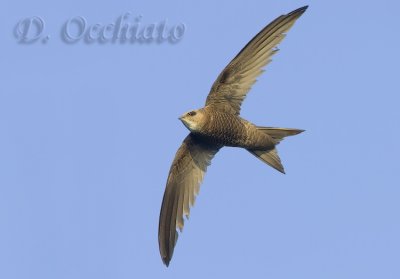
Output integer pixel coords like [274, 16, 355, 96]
[187, 111, 197, 116]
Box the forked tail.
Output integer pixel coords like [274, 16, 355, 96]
[247, 127, 304, 174]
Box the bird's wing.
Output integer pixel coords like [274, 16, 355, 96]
[158, 134, 221, 266]
[205, 6, 308, 115]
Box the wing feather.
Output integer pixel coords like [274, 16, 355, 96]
[158, 134, 221, 266]
[205, 6, 308, 115]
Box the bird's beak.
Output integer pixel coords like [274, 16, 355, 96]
[178, 115, 184, 121]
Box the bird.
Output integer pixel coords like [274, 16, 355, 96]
[158, 6, 308, 266]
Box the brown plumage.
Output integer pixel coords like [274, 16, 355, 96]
[159, 6, 308, 266]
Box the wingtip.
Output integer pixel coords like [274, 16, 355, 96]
[162, 257, 171, 267]
[298, 5, 309, 12]
[289, 5, 309, 16]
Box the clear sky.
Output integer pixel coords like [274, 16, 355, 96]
[1, 0, 400, 278]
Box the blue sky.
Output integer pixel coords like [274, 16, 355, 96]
[1, 0, 400, 278]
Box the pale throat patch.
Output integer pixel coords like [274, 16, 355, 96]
[181, 118, 199, 132]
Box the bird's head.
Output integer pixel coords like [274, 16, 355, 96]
[179, 109, 206, 133]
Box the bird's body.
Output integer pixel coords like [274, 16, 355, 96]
[182, 106, 275, 149]
[158, 6, 309, 266]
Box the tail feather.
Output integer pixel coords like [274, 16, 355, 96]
[248, 127, 304, 173]
[256, 127, 304, 144]
[248, 148, 285, 174]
